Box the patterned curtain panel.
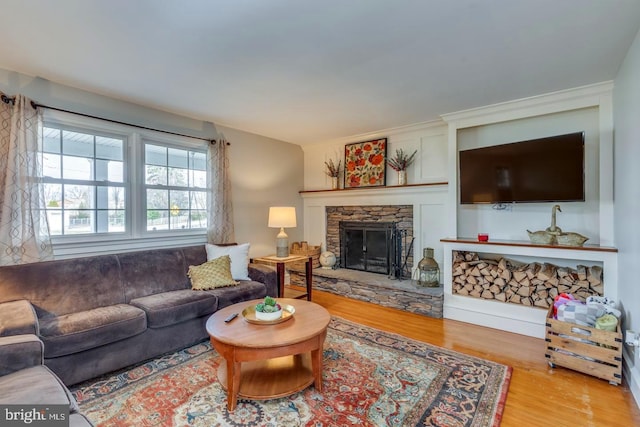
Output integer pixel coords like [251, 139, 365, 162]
[0, 93, 53, 265]
[207, 139, 235, 244]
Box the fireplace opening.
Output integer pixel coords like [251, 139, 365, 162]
[340, 221, 396, 275]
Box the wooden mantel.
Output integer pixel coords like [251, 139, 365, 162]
[300, 181, 447, 195]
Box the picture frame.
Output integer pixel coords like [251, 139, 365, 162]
[344, 138, 387, 188]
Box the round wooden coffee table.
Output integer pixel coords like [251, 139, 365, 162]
[206, 298, 331, 411]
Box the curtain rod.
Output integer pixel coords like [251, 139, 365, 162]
[2, 93, 229, 145]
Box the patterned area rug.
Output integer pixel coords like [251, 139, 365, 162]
[71, 317, 511, 426]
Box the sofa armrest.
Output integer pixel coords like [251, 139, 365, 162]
[248, 263, 279, 297]
[0, 299, 39, 336]
[0, 334, 44, 376]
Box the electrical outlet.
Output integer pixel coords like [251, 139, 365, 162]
[625, 330, 640, 347]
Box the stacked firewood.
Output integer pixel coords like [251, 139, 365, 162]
[451, 251, 603, 308]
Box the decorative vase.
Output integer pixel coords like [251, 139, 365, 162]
[331, 176, 339, 190]
[398, 170, 407, 186]
[319, 251, 337, 269]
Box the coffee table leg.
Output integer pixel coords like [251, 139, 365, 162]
[226, 359, 241, 411]
[311, 348, 323, 391]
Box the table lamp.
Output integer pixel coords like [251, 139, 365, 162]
[268, 206, 297, 257]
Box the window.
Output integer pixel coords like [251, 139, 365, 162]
[42, 126, 126, 235]
[40, 112, 210, 251]
[144, 142, 208, 231]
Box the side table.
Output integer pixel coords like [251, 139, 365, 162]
[252, 255, 313, 300]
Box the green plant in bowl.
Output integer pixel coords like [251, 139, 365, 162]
[255, 296, 282, 320]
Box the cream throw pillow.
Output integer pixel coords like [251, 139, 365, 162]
[188, 255, 238, 290]
[205, 243, 250, 280]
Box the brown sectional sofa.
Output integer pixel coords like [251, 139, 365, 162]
[0, 244, 277, 425]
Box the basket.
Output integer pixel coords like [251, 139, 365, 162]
[290, 242, 321, 269]
[545, 306, 622, 385]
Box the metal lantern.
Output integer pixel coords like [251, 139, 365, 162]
[417, 248, 440, 287]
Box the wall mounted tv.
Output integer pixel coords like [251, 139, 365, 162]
[459, 132, 585, 204]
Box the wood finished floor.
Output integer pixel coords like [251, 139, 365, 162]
[305, 288, 640, 427]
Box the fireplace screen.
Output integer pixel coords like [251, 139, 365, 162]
[340, 221, 395, 275]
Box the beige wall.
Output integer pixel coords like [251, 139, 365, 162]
[216, 125, 304, 257]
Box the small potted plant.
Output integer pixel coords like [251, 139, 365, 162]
[324, 158, 342, 189]
[387, 149, 417, 185]
[255, 296, 282, 321]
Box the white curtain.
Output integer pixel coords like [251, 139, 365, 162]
[0, 93, 53, 265]
[207, 138, 235, 243]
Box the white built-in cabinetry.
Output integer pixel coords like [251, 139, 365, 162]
[441, 238, 618, 338]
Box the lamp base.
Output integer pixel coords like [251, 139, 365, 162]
[275, 228, 289, 257]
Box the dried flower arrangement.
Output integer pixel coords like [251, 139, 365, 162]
[387, 149, 418, 171]
[324, 158, 342, 177]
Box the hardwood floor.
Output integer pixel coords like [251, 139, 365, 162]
[308, 288, 640, 427]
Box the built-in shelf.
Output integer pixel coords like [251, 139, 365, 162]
[440, 237, 618, 253]
[300, 181, 447, 195]
[440, 237, 619, 339]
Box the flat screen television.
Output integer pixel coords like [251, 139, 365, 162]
[459, 132, 585, 204]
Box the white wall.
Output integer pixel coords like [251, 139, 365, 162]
[0, 68, 304, 259]
[457, 107, 600, 243]
[303, 121, 448, 191]
[613, 28, 640, 406]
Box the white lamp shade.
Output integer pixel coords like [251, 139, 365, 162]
[268, 207, 297, 228]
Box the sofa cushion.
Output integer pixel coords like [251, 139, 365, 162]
[120, 248, 191, 302]
[206, 243, 250, 280]
[0, 299, 39, 336]
[39, 304, 147, 358]
[0, 365, 78, 412]
[0, 335, 43, 376]
[205, 280, 268, 309]
[188, 256, 238, 290]
[130, 290, 218, 328]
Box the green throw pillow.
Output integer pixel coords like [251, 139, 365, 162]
[188, 255, 238, 290]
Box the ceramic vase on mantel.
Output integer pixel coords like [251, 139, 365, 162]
[398, 170, 407, 186]
[331, 176, 339, 190]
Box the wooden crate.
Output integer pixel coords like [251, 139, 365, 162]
[545, 306, 623, 385]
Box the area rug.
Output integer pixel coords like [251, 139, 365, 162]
[71, 317, 511, 427]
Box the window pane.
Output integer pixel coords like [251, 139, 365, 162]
[96, 159, 124, 182]
[146, 165, 167, 185]
[43, 127, 61, 153]
[168, 148, 188, 168]
[170, 190, 189, 209]
[44, 184, 62, 208]
[190, 169, 206, 188]
[168, 167, 188, 187]
[170, 211, 189, 230]
[97, 210, 125, 233]
[64, 210, 94, 234]
[190, 152, 206, 171]
[47, 210, 63, 236]
[42, 153, 61, 179]
[147, 210, 168, 231]
[62, 156, 94, 180]
[145, 144, 166, 166]
[97, 186, 125, 209]
[63, 185, 94, 209]
[96, 136, 123, 161]
[63, 131, 94, 157]
[190, 210, 207, 229]
[190, 191, 207, 210]
[147, 189, 168, 209]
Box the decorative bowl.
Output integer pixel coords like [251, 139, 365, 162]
[255, 308, 283, 321]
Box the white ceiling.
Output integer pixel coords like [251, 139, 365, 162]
[1, 0, 639, 145]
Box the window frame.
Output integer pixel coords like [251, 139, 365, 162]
[42, 110, 209, 257]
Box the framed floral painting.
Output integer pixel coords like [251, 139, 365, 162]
[344, 138, 387, 188]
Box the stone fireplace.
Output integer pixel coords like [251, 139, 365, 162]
[326, 205, 413, 278]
